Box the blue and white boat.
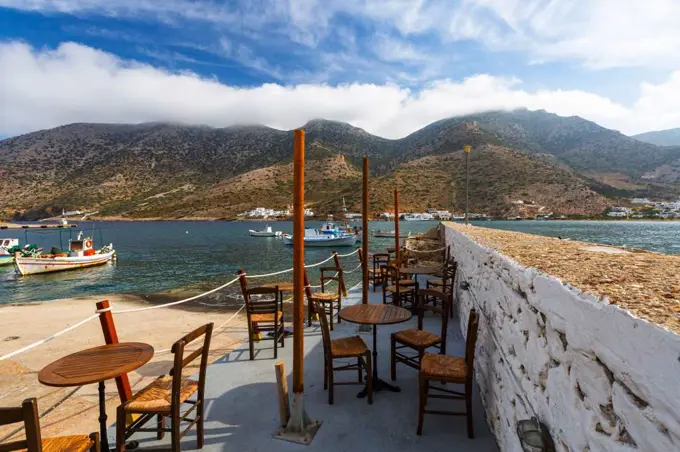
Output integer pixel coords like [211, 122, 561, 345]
[0, 238, 19, 266]
[282, 216, 357, 247]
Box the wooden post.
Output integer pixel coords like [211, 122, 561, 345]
[275, 361, 290, 427]
[96, 300, 131, 404]
[394, 190, 400, 263]
[276, 128, 321, 444]
[332, 252, 347, 297]
[292, 129, 305, 396]
[362, 156, 369, 304]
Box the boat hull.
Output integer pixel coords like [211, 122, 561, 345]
[282, 235, 357, 247]
[249, 231, 277, 237]
[0, 255, 14, 266]
[15, 250, 116, 276]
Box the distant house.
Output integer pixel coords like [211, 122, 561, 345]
[631, 198, 651, 204]
[379, 212, 395, 220]
[607, 211, 628, 218]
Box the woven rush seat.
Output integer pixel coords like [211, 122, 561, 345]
[394, 328, 441, 348]
[126, 376, 198, 413]
[251, 311, 283, 322]
[421, 353, 467, 379]
[311, 292, 339, 301]
[397, 279, 416, 286]
[19, 435, 94, 452]
[331, 336, 369, 358]
[384, 284, 415, 293]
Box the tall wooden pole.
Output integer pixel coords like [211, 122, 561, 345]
[362, 156, 369, 304]
[394, 189, 400, 263]
[278, 128, 321, 444]
[292, 129, 305, 395]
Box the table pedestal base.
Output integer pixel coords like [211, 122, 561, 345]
[357, 378, 401, 398]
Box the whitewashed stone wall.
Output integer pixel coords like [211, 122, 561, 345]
[444, 224, 680, 452]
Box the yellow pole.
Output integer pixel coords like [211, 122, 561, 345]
[362, 156, 369, 304]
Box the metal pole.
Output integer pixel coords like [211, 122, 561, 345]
[362, 156, 369, 304]
[394, 190, 400, 263]
[464, 144, 471, 224]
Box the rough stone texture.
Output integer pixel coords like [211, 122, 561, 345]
[443, 223, 680, 452]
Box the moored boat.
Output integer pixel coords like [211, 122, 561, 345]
[0, 238, 19, 266]
[282, 216, 357, 247]
[14, 232, 115, 276]
[249, 224, 281, 237]
[372, 229, 410, 238]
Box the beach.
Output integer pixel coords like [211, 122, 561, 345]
[0, 293, 249, 439]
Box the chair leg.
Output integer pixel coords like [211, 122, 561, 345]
[197, 398, 205, 448]
[328, 365, 334, 405]
[337, 299, 341, 323]
[89, 432, 101, 452]
[116, 406, 126, 452]
[171, 410, 181, 452]
[157, 414, 165, 439]
[274, 324, 278, 359]
[417, 375, 427, 436]
[365, 353, 373, 405]
[358, 357, 363, 383]
[248, 322, 255, 361]
[329, 304, 334, 331]
[466, 389, 474, 438]
[390, 335, 397, 381]
[324, 360, 328, 390]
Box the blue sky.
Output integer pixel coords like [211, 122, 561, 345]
[1, 0, 680, 138]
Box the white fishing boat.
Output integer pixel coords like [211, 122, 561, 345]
[402, 213, 435, 221]
[0, 238, 19, 266]
[282, 216, 357, 247]
[249, 224, 281, 237]
[14, 232, 115, 276]
[372, 229, 410, 238]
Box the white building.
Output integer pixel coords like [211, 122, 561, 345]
[631, 198, 651, 204]
[607, 211, 628, 218]
[379, 212, 395, 220]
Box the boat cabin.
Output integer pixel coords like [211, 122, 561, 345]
[69, 233, 96, 257]
[0, 238, 19, 249]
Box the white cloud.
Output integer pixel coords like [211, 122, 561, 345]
[2, 42, 680, 139]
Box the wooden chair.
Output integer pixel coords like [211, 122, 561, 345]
[417, 309, 479, 437]
[309, 267, 344, 330]
[0, 398, 100, 452]
[116, 323, 213, 452]
[426, 260, 457, 317]
[315, 301, 372, 405]
[391, 289, 449, 381]
[369, 253, 389, 292]
[382, 265, 416, 308]
[243, 286, 285, 360]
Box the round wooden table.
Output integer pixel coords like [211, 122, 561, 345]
[39, 342, 154, 451]
[339, 304, 412, 396]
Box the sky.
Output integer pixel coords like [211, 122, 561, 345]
[1, 0, 680, 139]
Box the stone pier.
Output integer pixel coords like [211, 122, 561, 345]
[443, 222, 680, 452]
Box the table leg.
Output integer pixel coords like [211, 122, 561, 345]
[357, 325, 401, 397]
[98, 381, 109, 451]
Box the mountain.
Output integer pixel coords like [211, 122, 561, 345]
[1, 109, 679, 220]
[633, 128, 680, 146]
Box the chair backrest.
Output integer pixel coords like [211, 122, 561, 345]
[384, 265, 399, 285]
[464, 309, 479, 386]
[415, 289, 449, 338]
[170, 322, 214, 410]
[442, 261, 458, 293]
[319, 267, 343, 295]
[244, 286, 280, 315]
[372, 253, 389, 273]
[0, 398, 42, 451]
[314, 300, 332, 362]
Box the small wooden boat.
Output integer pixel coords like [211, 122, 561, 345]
[282, 230, 357, 247]
[372, 229, 409, 238]
[249, 224, 281, 237]
[14, 232, 115, 276]
[0, 238, 19, 266]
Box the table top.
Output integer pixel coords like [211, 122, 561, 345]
[39, 342, 154, 387]
[399, 266, 439, 275]
[339, 304, 412, 326]
[261, 282, 294, 291]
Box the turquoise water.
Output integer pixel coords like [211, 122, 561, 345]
[1, 220, 679, 304]
[0, 220, 436, 304]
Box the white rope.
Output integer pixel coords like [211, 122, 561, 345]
[0, 314, 99, 361]
[344, 263, 363, 274]
[303, 254, 337, 268]
[111, 276, 242, 314]
[336, 249, 360, 258]
[404, 245, 447, 254]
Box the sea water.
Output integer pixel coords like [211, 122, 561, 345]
[1, 220, 678, 304]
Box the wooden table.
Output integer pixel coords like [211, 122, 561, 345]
[39, 342, 154, 451]
[399, 266, 439, 290]
[339, 304, 412, 396]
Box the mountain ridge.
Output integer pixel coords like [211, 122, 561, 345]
[2, 109, 679, 220]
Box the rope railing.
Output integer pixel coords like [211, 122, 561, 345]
[0, 249, 362, 361]
[403, 245, 447, 254]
